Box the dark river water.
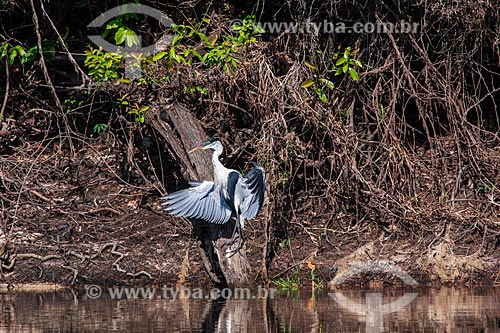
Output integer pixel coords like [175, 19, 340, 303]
[1, 286, 500, 332]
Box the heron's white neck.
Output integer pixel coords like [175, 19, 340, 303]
[211, 146, 227, 185]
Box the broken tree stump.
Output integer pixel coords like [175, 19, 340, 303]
[147, 103, 252, 287]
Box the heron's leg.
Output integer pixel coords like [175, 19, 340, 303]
[228, 218, 239, 244]
[227, 212, 241, 245]
[226, 215, 243, 256]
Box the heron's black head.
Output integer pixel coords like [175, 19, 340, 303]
[189, 138, 223, 153]
[202, 137, 219, 146]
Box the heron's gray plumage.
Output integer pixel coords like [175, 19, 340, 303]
[161, 181, 232, 224]
[226, 171, 240, 207]
[161, 138, 266, 254]
[239, 163, 265, 221]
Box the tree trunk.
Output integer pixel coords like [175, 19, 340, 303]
[147, 103, 251, 287]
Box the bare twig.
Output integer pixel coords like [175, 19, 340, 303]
[101, 242, 152, 279]
[0, 59, 9, 123]
[29, 0, 74, 153]
[38, 0, 90, 86]
[29, 0, 63, 113]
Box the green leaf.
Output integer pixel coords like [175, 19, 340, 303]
[93, 123, 107, 134]
[349, 68, 359, 81]
[172, 54, 182, 63]
[198, 32, 211, 45]
[186, 27, 196, 38]
[169, 47, 180, 63]
[8, 48, 17, 64]
[124, 30, 139, 47]
[380, 104, 385, 121]
[106, 21, 119, 30]
[231, 23, 243, 31]
[210, 35, 219, 46]
[13, 45, 25, 57]
[102, 29, 111, 39]
[21, 46, 38, 64]
[344, 46, 351, 58]
[316, 87, 327, 103]
[171, 34, 182, 47]
[342, 64, 348, 73]
[335, 57, 346, 66]
[254, 25, 265, 33]
[319, 78, 335, 90]
[189, 49, 202, 60]
[301, 79, 315, 88]
[0, 42, 8, 58]
[152, 51, 167, 61]
[115, 27, 126, 45]
[304, 61, 318, 70]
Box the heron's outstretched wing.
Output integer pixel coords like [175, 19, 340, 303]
[161, 181, 232, 224]
[239, 162, 266, 221]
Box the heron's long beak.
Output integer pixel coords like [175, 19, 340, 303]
[188, 145, 204, 153]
